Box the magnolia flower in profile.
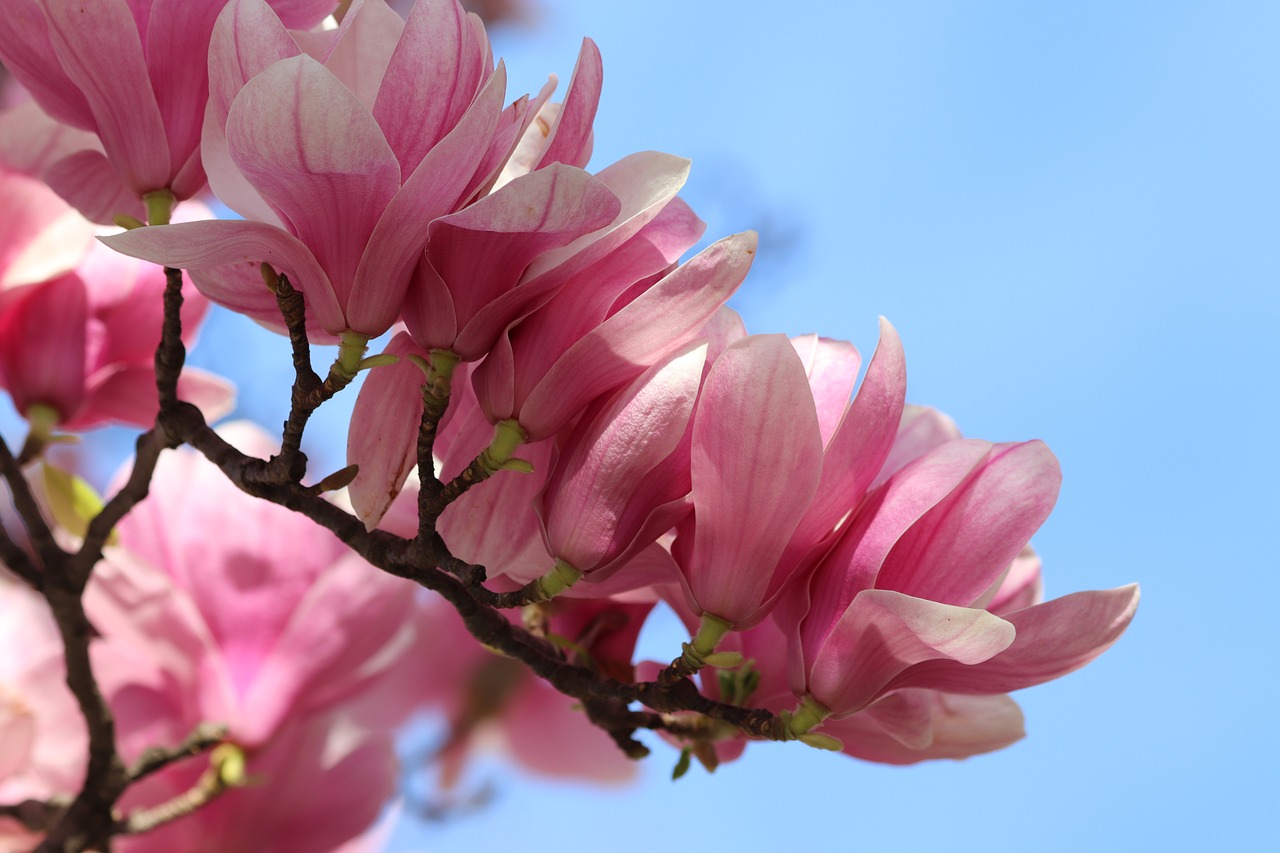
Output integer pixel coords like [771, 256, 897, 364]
[0, 0, 336, 223]
[779, 436, 1139, 745]
[669, 322, 905, 663]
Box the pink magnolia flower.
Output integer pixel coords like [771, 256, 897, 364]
[0, 170, 233, 431]
[783, 436, 1139, 736]
[102, 0, 607, 344]
[87, 424, 421, 749]
[0, 0, 336, 223]
[670, 322, 906, 648]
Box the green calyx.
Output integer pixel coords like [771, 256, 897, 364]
[781, 695, 843, 751]
[478, 419, 530, 475]
[143, 189, 175, 226]
[533, 558, 583, 602]
[678, 613, 742, 672]
[334, 331, 371, 380]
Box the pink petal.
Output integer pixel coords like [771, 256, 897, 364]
[225, 54, 400, 322]
[373, 0, 490, 174]
[519, 231, 755, 440]
[890, 584, 1140, 696]
[0, 274, 86, 421]
[346, 62, 507, 335]
[873, 404, 963, 489]
[808, 589, 1016, 715]
[144, 0, 225, 183]
[789, 317, 907, 557]
[238, 555, 416, 745]
[347, 332, 429, 529]
[683, 334, 824, 626]
[322, 0, 406, 109]
[44, 149, 145, 225]
[0, 168, 96, 287]
[791, 334, 861, 447]
[0, 0, 95, 131]
[874, 440, 1061, 607]
[39, 0, 171, 194]
[824, 690, 1025, 765]
[99, 220, 344, 334]
[204, 0, 301, 223]
[0, 100, 101, 185]
[986, 545, 1044, 614]
[533, 38, 602, 170]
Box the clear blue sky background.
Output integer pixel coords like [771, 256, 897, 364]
[4, 1, 1273, 851]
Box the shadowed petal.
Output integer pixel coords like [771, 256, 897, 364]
[808, 589, 1015, 715]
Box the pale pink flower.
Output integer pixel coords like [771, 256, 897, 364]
[0, 0, 336, 223]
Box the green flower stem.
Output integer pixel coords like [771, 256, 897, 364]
[673, 613, 742, 674]
[20, 403, 60, 462]
[334, 331, 371, 381]
[143, 189, 175, 226]
[477, 419, 529, 476]
[533, 559, 583, 601]
[423, 348, 460, 418]
[783, 696, 834, 737]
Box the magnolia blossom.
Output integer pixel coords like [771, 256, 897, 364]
[78, 424, 421, 851]
[0, 169, 232, 431]
[0, 0, 336, 222]
[670, 322, 906, 642]
[102, 0, 613, 343]
[782, 435, 1139, 737]
[534, 343, 705, 595]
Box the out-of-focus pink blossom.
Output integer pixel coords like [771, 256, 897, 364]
[0, 574, 84, 848]
[76, 424, 421, 850]
[0, 170, 232, 431]
[415, 596, 645, 788]
[0, 0, 336, 223]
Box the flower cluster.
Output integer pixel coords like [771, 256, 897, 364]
[0, 1, 1137, 850]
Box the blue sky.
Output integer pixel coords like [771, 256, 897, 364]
[379, 2, 1277, 850]
[4, 1, 1273, 850]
